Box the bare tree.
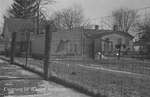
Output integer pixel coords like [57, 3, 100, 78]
[35, 0, 55, 34]
[51, 5, 85, 30]
[8, 0, 38, 18]
[81, 18, 93, 29]
[112, 8, 137, 32]
[36, 0, 55, 19]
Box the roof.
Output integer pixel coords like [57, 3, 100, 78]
[3, 18, 35, 33]
[134, 41, 150, 46]
[83, 29, 134, 40]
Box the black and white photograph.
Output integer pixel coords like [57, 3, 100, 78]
[0, 0, 150, 97]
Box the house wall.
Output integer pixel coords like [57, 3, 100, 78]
[94, 39, 113, 54]
[94, 38, 102, 53]
[31, 35, 45, 56]
[4, 26, 10, 42]
[84, 38, 94, 58]
[31, 29, 83, 57]
[81, 32, 134, 59]
[3, 23, 28, 42]
[0, 42, 6, 52]
[101, 33, 133, 51]
[86, 33, 134, 57]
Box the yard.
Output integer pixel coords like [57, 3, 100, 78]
[10, 57, 150, 97]
[49, 59, 150, 97]
[56, 59, 150, 75]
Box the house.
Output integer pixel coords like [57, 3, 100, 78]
[2, 18, 134, 59]
[134, 40, 150, 54]
[31, 28, 83, 59]
[83, 29, 134, 58]
[31, 27, 134, 59]
[3, 18, 35, 40]
[0, 36, 7, 54]
[2, 18, 35, 55]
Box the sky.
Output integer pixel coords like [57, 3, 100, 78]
[53, 0, 150, 18]
[0, 0, 150, 29]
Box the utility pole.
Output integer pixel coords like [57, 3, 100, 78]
[25, 31, 30, 66]
[44, 23, 53, 80]
[36, 1, 40, 34]
[10, 32, 16, 64]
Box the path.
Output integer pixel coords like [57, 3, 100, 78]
[0, 59, 90, 97]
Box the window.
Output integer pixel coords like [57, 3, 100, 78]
[118, 38, 122, 45]
[40, 29, 45, 34]
[123, 44, 126, 49]
[115, 44, 121, 49]
[105, 38, 109, 42]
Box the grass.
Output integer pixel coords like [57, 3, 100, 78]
[49, 60, 150, 97]
[57, 59, 150, 75]
[6, 57, 150, 97]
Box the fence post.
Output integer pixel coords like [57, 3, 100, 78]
[10, 32, 16, 64]
[25, 31, 30, 66]
[44, 23, 53, 80]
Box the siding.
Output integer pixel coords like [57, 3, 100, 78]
[31, 29, 83, 57]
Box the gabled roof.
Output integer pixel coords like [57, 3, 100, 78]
[83, 29, 134, 40]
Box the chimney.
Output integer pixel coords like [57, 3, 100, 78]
[95, 25, 99, 30]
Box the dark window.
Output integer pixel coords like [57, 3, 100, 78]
[123, 44, 126, 48]
[118, 38, 122, 44]
[105, 38, 109, 42]
[115, 44, 121, 49]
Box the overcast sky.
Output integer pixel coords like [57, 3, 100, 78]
[54, 0, 150, 18]
[0, 0, 150, 28]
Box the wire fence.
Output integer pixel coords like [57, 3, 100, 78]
[2, 24, 150, 97]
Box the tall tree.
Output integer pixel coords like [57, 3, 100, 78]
[112, 8, 137, 33]
[8, 0, 54, 34]
[34, 0, 54, 34]
[51, 5, 85, 30]
[8, 0, 37, 18]
[8, 0, 54, 19]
